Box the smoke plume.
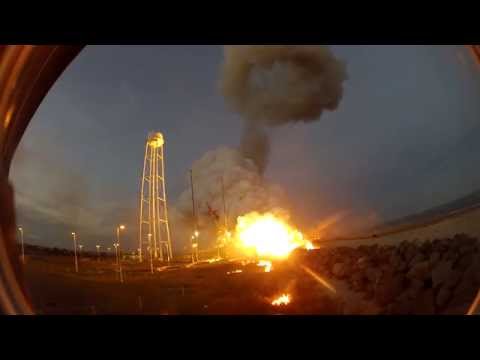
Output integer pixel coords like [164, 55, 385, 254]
[170, 147, 288, 248]
[239, 124, 270, 174]
[221, 45, 347, 171]
[171, 46, 347, 249]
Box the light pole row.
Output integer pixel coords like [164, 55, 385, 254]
[22, 225, 146, 284]
[69, 225, 126, 280]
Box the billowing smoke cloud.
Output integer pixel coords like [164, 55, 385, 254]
[221, 45, 347, 171]
[221, 45, 347, 126]
[171, 46, 347, 249]
[170, 147, 288, 248]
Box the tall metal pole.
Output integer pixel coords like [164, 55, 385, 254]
[160, 144, 173, 262]
[221, 176, 228, 258]
[150, 145, 158, 259]
[114, 244, 119, 266]
[138, 141, 149, 263]
[190, 169, 197, 230]
[148, 233, 154, 274]
[72, 232, 78, 273]
[154, 146, 163, 261]
[117, 226, 124, 283]
[18, 227, 25, 264]
[190, 169, 199, 263]
[222, 176, 227, 230]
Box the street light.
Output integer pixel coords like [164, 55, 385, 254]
[72, 232, 78, 273]
[96, 245, 101, 261]
[148, 234, 154, 274]
[113, 243, 119, 266]
[18, 227, 25, 264]
[116, 225, 125, 283]
[191, 231, 199, 263]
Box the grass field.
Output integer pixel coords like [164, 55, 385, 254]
[22, 254, 345, 315]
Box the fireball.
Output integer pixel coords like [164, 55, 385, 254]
[235, 212, 308, 259]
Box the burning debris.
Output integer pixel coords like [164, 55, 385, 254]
[257, 260, 273, 273]
[207, 258, 222, 264]
[226, 269, 243, 275]
[271, 294, 291, 306]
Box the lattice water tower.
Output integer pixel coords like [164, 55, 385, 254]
[138, 132, 173, 262]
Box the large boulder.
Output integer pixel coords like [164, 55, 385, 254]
[407, 279, 425, 299]
[412, 288, 435, 315]
[430, 251, 441, 266]
[453, 278, 478, 305]
[407, 261, 431, 282]
[403, 243, 418, 264]
[464, 254, 480, 286]
[420, 240, 433, 255]
[388, 293, 413, 315]
[435, 285, 452, 309]
[356, 256, 371, 270]
[453, 234, 477, 248]
[444, 270, 463, 290]
[365, 267, 382, 283]
[351, 271, 367, 292]
[332, 262, 349, 279]
[432, 260, 454, 288]
[409, 253, 427, 268]
[374, 273, 405, 306]
[432, 238, 448, 254]
[363, 283, 375, 300]
[455, 253, 474, 272]
[442, 250, 459, 263]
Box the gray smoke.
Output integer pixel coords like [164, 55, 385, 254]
[170, 147, 287, 249]
[171, 46, 347, 249]
[221, 45, 347, 171]
[239, 124, 270, 174]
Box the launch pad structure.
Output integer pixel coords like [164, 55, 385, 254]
[138, 132, 173, 263]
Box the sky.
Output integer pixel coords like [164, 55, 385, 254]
[9, 45, 480, 252]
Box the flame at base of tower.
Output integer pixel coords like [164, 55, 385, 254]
[235, 212, 310, 259]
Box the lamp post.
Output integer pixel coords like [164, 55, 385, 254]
[148, 233, 154, 274]
[191, 231, 199, 264]
[18, 227, 25, 264]
[72, 232, 78, 273]
[113, 243, 119, 266]
[116, 225, 125, 283]
[96, 245, 101, 261]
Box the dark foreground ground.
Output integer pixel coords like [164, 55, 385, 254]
[22, 254, 344, 315]
[22, 234, 480, 315]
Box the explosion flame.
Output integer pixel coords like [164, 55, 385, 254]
[236, 212, 309, 259]
[257, 260, 273, 273]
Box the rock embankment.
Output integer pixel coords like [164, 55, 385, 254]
[297, 234, 480, 314]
